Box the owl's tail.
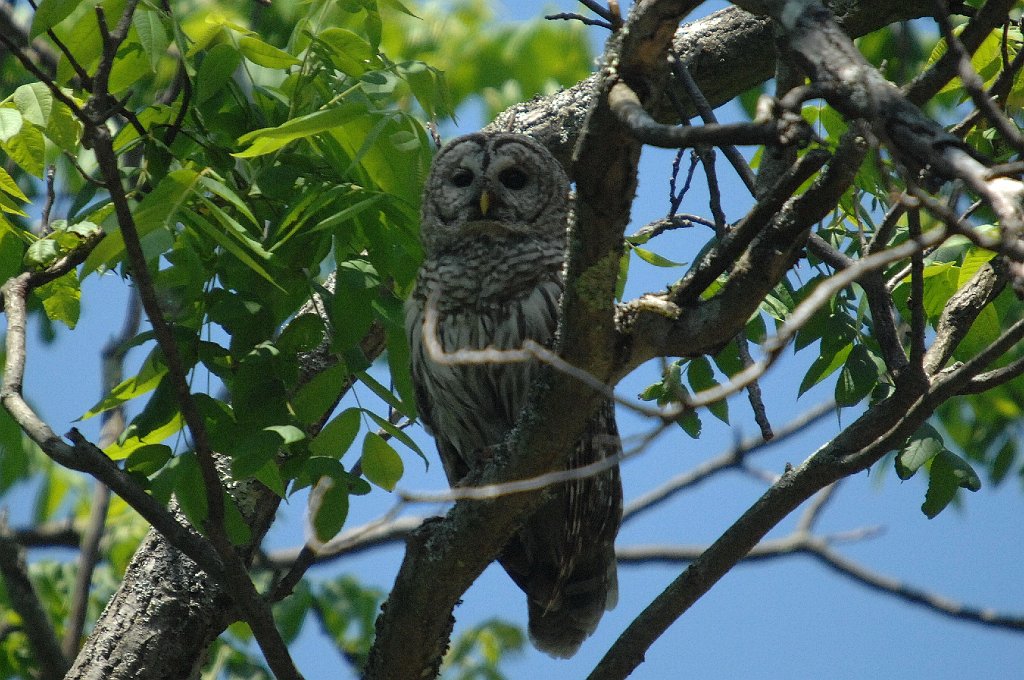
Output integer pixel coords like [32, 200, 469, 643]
[526, 558, 619, 659]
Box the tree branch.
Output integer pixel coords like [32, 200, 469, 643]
[0, 522, 69, 679]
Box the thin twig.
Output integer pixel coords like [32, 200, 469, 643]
[669, 52, 758, 194]
[623, 400, 837, 521]
[545, 12, 613, 29]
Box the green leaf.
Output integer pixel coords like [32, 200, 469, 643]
[318, 28, 380, 76]
[133, 8, 171, 71]
[356, 370, 406, 413]
[396, 61, 448, 118]
[310, 474, 349, 543]
[197, 175, 259, 227]
[895, 422, 945, 480]
[234, 104, 363, 158]
[361, 432, 403, 491]
[223, 493, 253, 545]
[380, 0, 418, 17]
[303, 193, 384, 236]
[0, 409, 33, 494]
[30, 0, 81, 38]
[957, 247, 996, 288]
[45, 98, 83, 151]
[835, 344, 877, 407]
[274, 581, 313, 644]
[83, 168, 201, 276]
[238, 36, 301, 69]
[677, 408, 702, 439]
[24, 238, 61, 269]
[104, 411, 183, 460]
[264, 424, 306, 445]
[254, 460, 287, 498]
[0, 108, 23, 143]
[310, 408, 361, 459]
[182, 204, 282, 290]
[125, 444, 173, 476]
[277, 313, 326, 356]
[632, 245, 687, 268]
[687, 356, 727, 424]
[922, 449, 982, 518]
[366, 410, 423, 459]
[3, 123, 45, 177]
[174, 452, 209, 529]
[34, 270, 81, 329]
[292, 363, 348, 426]
[954, 303, 1001, 362]
[82, 349, 167, 419]
[109, 33, 156, 93]
[798, 343, 852, 396]
[196, 43, 243, 103]
[12, 83, 53, 127]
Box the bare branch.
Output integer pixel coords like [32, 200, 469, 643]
[623, 400, 837, 522]
[609, 81, 806, 149]
[668, 51, 758, 194]
[615, 530, 1024, 634]
[806, 539, 1024, 632]
[545, 12, 614, 29]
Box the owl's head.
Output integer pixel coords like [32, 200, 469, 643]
[419, 133, 570, 254]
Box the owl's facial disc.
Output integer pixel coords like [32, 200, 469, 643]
[421, 133, 569, 253]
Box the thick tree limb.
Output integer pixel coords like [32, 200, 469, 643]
[490, 0, 935, 167]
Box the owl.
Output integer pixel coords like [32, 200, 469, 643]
[405, 132, 623, 658]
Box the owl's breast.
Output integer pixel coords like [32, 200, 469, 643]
[406, 238, 565, 474]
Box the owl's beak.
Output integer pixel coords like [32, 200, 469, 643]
[479, 189, 492, 216]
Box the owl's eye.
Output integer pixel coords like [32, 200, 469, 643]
[498, 168, 529, 190]
[451, 169, 474, 187]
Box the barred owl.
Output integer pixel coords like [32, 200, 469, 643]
[405, 132, 623, 658]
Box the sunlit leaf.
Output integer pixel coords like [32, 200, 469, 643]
[238, 36, 301, 69]
[0, 108, 23, 142]
[234, 104, 363, 158]
[632, 245, 687, 268]
[82, 349, 168, 419]
[2, 122, 45, 177]
[318, 28, 380, 76]
[34, 270, 81, 329]
[133, 8, 171, 71]
[105, 412, 184, 460]
[896, 423, 946, 480]
[12, 83, 53, 127]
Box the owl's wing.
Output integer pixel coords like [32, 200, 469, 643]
[498, 398, 623, 658]
[411, 373, 471, 484]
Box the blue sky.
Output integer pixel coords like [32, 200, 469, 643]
[9, 1, 1023, 678]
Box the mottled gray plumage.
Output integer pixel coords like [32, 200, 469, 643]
[405, 132, 623, 658]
